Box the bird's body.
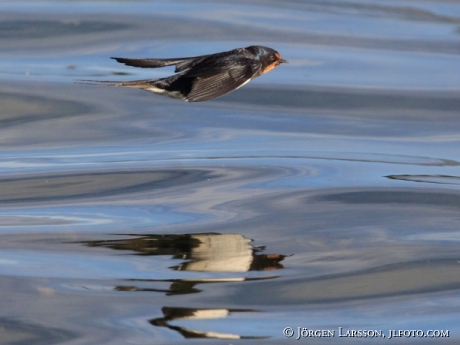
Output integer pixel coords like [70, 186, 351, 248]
[83, 46, 287, 102]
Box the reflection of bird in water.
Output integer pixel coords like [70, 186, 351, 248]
[81, 233, 287, 300]
[80, 46, 287, 102]
[81, 232, 286, 272]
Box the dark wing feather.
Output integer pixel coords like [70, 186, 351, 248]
[111, 55, 211, 72]
[111, 57, 191, 69]
[186, 59, 261, 102]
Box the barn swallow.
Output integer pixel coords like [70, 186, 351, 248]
[82, 46, 287, 102]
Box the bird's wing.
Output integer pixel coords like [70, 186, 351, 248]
[111, 55, 211, 72]
[185, 58, 261, 102]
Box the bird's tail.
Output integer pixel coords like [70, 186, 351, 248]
[76, 76, 187, 100]
[75, 79, 154, 89]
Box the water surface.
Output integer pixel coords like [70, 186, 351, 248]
[1, 1, 460, 344]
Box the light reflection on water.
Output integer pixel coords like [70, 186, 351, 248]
[1, 0, 460, 343]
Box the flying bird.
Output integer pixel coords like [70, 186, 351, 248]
[82, 46, 287, 102]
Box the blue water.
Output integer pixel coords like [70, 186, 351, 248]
[1, 1, 460, 344]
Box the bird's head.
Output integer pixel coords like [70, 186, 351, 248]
[246, 46, 288, 73]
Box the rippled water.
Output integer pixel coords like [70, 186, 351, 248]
[1, 1, 460, 344]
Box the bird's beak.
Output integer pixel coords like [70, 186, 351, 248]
[280, 59, 288, 64]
